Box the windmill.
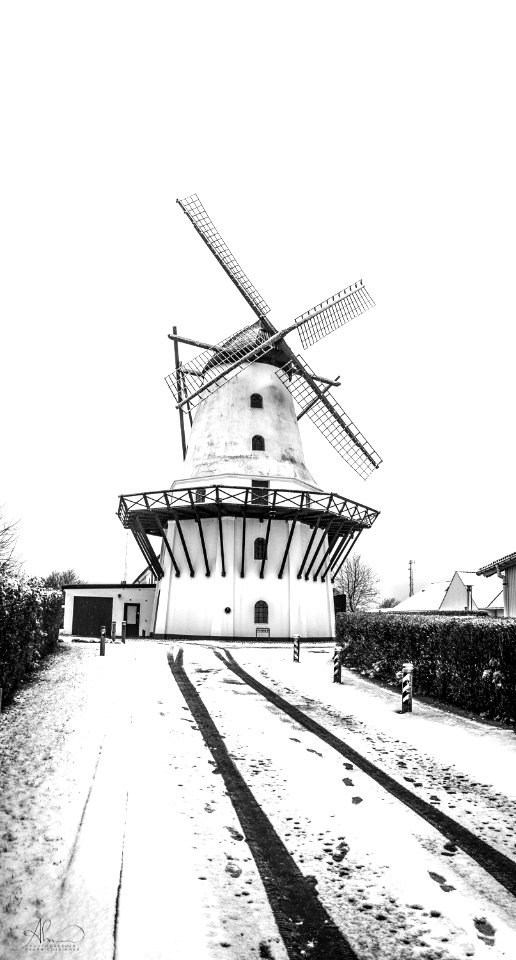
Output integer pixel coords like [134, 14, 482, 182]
[117, 195, 381, 640]
[166, 195, 381, 481]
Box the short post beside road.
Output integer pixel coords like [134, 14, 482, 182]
[333, 644, 342, 684]
[292, 634, 300, 662]
[401, 662, 413, 712]
[121, 621, 126, 644]
[0, 687, 3, 713]
[111, 620, 116, 643]
[100, 625, 106, 657]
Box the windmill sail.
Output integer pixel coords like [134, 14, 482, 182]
[177, 195, 270, 319]
[277, 358, 382, 480]
[165, 321, 276, 410]
[294, 280, 375, 349]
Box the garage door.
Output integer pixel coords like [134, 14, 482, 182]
[72, 596, 113, 638]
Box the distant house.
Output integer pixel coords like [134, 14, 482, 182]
[381, 571, 503, 616]
[477, 551, 516, 618]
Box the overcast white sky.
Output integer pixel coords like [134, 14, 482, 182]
[1, 2, 515, 601]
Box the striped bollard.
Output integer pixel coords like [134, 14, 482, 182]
[292, 634, 300, 662]
[111, 620, 116, 643]
[401, 662, 413, 712]
[333, 644, 342, 684]
[100, 625, 106, 657]
[121, 620, 126, 644]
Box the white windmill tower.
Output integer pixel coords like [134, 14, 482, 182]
[118, 196, 381, 640]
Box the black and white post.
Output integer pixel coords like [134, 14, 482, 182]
[292, 634, 300, 662]
[111, 620, 116, 643]
[401, 661, 413, 712]
[333, 644, 342, 684]
[121, 620, 126, 644]
[100, 625, 106, 657]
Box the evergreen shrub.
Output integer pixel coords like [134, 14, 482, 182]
[0, 578, 63, 707]
[336, 612, 516, 722]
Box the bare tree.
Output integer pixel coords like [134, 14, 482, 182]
[380, 597, 399, 608]
[0, 508, 20, 578]
[334, 553, 380, 612]
[42, 569, 84, 590]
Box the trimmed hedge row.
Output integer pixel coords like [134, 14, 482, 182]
[0, 577, 63, 707]
[336, 612, 516, 722]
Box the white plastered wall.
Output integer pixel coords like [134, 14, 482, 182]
[63, 586, 155, 637]
[152, 517, 335, 639]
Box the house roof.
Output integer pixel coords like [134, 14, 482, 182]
[477, 551, 516, 577]
[382, 571, 503, 613]
[383, 582, 450, 612]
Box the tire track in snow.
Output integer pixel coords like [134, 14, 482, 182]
[168, 648, 358, 960]
[215, 648, 516, 900]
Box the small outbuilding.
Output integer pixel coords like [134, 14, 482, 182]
[63, 582, 156, 639]
[477, 551, 516, 618]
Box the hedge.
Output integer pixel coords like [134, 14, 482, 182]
[336, 612, 516, 722]
[0, 577, 63, 707]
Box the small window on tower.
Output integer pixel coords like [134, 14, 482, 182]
[252, 435, 265, 451]
[254, 600, 268, 624]
[250, 393, 263, 409]
[254, 537, 267, 560]
[195, 487, 206, 503]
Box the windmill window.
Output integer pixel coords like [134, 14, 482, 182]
[254, 537, 267, 560]
[250, 393, 263, 409]
[195, 487, 206, 503]
[254, 600, 268, 624]
[252, 435, 265, 451]
[251, 479, 269, 504]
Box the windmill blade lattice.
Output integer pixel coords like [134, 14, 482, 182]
[277, 358, 382, 479]
[295, 280, 375, 349]
[165, 321, 275, 410]
[177, 195, 270, 319]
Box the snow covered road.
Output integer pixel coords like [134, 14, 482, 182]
[1, 640, 516, 960]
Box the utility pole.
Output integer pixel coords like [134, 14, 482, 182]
[409, 559, 415, 597]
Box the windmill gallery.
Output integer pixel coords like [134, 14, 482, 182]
[63, 196, 381, 641]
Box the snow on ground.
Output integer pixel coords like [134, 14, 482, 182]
[0, 641, 287, 960]
[180, 642, 516, 959]
[1, 639, 515, 960]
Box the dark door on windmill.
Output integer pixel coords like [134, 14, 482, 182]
[72, 596, 113, 638]
[124, 602, 140, 638]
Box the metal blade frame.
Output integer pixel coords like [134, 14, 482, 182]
[294, 280, 375, 350]
[277, 357, 382, 480]
[165, 321, 278, 410]
[177, 194, 270, 319]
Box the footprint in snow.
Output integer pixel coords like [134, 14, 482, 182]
[225, 826, 244, 841]
[428, 870, 455, 893]
[474, 917, 496, 945]
[225, 862, 242, 878]
[290, 738, 301, 743]
[342, 778, 354, 787]
[352, 797, 363, 805]
[307, 748, 322, 757]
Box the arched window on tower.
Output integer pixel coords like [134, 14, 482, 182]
[254, 537, 267, 560]
[250, 393, 263, 409]
[254, 600, 268, 624]
[252, 435, 265, 451]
